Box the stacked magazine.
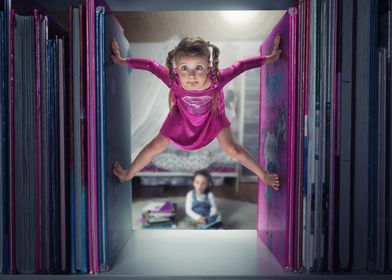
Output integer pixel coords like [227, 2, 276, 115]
[141, 201, 177, 229]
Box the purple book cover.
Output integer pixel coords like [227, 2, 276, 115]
[90, 0, 99, 272]
[257, 8, 297, 270]
[153, 201, 175, 213]
[86, 0, 93, 272]
[86, 0, 99, 273]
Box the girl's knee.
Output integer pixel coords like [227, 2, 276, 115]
[224, 143, 241, 158]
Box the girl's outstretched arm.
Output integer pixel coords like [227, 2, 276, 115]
[125, 58, 171, 87]
[219, 55, 268, 87]
[219, 34, 282, 87]
[111, 38, 171, 87]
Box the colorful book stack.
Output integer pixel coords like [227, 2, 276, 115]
[258, 0, 392, 274]
[0, 0, 132, 274]
[68, 0, 133, 273]
[141, 201, 177, 229]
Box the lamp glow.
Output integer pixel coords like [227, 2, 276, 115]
[219, 11, 259, 25]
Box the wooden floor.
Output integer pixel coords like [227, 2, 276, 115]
[131, 177, 259, 203]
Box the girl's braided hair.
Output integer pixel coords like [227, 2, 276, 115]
[166, 36, 220, 113]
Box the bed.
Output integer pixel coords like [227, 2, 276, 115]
[137, 139, 240, 189]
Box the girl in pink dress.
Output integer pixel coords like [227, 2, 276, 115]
[111, 35, 282, 190]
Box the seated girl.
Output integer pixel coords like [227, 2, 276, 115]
[185, 169, 222, 228]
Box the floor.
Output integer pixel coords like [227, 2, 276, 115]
[132, 196, 257, 229]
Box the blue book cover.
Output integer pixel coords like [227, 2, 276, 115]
[95, 5, 109, 271]
[101, 7, 108, 272]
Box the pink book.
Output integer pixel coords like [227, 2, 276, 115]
[257, 8, 297, 271]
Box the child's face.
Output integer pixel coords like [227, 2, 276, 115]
[193, 175, 209, 194]
[175, 55, 211, 91]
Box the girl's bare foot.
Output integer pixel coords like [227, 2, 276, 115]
[263, 173, 280, 191]
[112, 161, 131, 183]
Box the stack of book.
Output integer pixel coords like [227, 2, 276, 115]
[0, 1, 133, 273]
[140, 201, 177, 229]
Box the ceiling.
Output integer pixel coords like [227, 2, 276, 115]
[114, 11, 286, 42]
[35, 0, 297, 12]
[34, 0, 291, 42]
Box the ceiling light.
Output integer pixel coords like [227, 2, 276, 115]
[219, 11, 259, 25]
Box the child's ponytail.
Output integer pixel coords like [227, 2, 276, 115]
[208, 42, 220, 113]
[166, 49, 176, 110]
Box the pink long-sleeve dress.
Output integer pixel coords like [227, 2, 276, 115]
[126, 56, 266, 150]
